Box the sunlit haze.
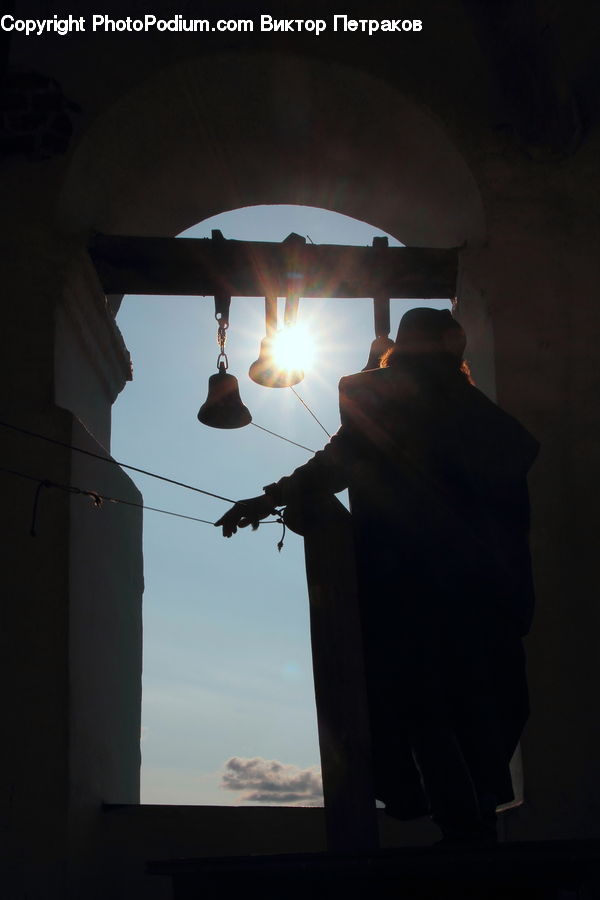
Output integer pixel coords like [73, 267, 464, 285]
[271, 323, 316, 373]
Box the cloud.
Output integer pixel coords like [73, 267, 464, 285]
[221, 756, 323, 806]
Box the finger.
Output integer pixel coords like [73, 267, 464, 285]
[215, 515, 237, 529]
[214, 508, 238, 527]
[221, 521, 238, 537]
[237, 514, 259, 528]
[214, 514, 240, 537]
[214, 503, 243, 530]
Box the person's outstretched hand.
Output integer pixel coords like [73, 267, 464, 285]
[214, 495, 277, 537]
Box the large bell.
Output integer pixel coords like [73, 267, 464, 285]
[248, 335, 303, 388]
[363, 334, 394, 371]
[198, 363, 252, 428]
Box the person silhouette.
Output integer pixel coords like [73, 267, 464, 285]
[216, 307, 539, 843]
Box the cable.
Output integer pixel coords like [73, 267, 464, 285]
[0, 465, 282, 534]
[289, 386, 332, 439]
[0, 418, 317, 501]
[0, 420, 236, 503]
[250, 422, 316, 454]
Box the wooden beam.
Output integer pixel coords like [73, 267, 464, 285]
[89, 233, 458, 299]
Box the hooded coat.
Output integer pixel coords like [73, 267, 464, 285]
[266, 353, 539, 816]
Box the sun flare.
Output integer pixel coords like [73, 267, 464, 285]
[271, 324, 316, 372]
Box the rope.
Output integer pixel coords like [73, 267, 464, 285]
[0, 420, 236, 503]
[289, 386, 331, 439]
[0, 417, 318, 553]
[250, 422, 316, 453]
[0, 466, 281, 538]
[276, 515, 287, 552]
[0, 418, 318, 502]
[30, 479, 52, 537]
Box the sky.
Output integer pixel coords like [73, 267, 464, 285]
[110, 204, 449, 806]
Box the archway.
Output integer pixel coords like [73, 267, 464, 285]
[59, 52, 485, 246]
[54, 46, 488, 826]
[110, 203, 453, 805]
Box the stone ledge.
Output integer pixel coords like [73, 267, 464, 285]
[149, 838, 600, 900]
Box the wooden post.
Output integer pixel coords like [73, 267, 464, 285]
[286, 495, 379, 852]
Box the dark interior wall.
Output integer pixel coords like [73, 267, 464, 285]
[467, 184, 600, 838]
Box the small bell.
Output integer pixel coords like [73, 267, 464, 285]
[198, 362, 252, 429]
[249, 335, 303, 388]
[363, 334, 394, 371]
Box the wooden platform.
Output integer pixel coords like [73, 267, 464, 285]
[148, 839, 600, 899]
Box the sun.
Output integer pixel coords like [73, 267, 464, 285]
[271, 323, 316, 372]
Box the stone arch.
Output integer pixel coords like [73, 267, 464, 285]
[58, 51, 486, 248]
[53, 48, 494, 822]
[14, 48, 496, 889]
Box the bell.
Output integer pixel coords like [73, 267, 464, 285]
[248, 335, 303, 388]
[198, 363, 252, 429]
[363, 334, 394, 371]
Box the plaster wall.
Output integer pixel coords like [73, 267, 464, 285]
[0, 407, 72, 898]
[0, 172, 79, 894]
[66, 421, 143, 896]
[54, 256, 132, 450]
[0, 170, 144, 897]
